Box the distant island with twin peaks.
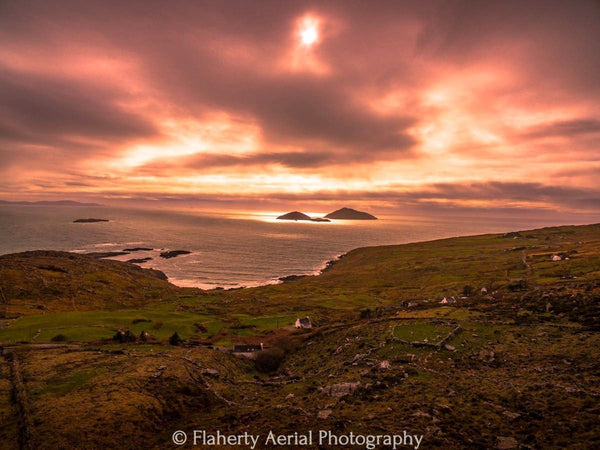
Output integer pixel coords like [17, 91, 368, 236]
[277, 207, 377, 221]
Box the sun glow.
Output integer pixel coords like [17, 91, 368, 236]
[298, 17, 319, 46]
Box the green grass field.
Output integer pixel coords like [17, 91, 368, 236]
[392, 322, 455, 342]
[0, 308, 224, 343]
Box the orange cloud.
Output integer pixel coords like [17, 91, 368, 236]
[0, 0, 599, 218]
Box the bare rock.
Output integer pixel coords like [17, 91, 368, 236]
[322, 382, 360, 397]
[502, 411, 521, 420]
[160, 250, 191, 259]
[378, 360, 391, 370]
[352, 353, 365, 362]
[497, 436, 518, 449]
[317, 409, 332, 419]
[202, 369, 219, 378]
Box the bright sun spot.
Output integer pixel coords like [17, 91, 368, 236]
[298, 17, 319, 46]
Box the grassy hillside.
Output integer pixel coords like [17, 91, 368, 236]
[0, 250, 181, 316]
[0, 224, 599, 449]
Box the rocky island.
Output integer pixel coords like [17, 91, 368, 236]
[72, 218, 109, 223]
[276, 211, 330, 222]
[159, 250, 191, 259]
[126, 257, 153, 264]
[85, 251, 129, 258]
[276, 211, 312, 221]
[325, 207, 377, 220]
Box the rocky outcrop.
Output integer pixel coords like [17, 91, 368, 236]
[159, 250, 191, 259]
[73, 218, 109, 223]
[321, 382, 360, 397]
[127, 257, 153, 264]
[278, 274, 307, 282]
[85, 251, 129, 258]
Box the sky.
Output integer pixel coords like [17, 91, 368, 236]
[1, 0, 599, 218]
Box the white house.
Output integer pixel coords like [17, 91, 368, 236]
[295, 317, 312, 329]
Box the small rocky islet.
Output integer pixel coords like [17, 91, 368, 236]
[159, 250, 192, 259]
[126, 257, 153, 264]
[275, 211, 330, 222]
[72, 218, 109, 223]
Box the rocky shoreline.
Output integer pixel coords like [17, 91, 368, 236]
[277, 253, 346, 284]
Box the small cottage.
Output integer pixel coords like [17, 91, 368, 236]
[295, 317, 312, 329]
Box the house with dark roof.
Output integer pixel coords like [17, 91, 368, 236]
[295, 317, 312, 329]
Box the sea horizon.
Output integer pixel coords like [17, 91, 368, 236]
[2, 203, 597, 289]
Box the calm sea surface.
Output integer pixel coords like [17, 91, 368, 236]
[0, 205, 588, 288]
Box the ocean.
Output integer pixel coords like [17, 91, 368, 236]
[0, 204, 587, 289]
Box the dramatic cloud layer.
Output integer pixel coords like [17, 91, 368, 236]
[1, 0, 599, 216]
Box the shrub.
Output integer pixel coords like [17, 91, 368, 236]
[507, 280, 529, 292]
[113, 330, 136, 343]
[515, 309, 534, 324]
[462, 285, 474, 296]
[272, 336, 301, 354]
[254, 348, 285, 373]
[194, 323, 208, 333]
[169, 332, 182, 346]
[51, 334, 68, 342]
